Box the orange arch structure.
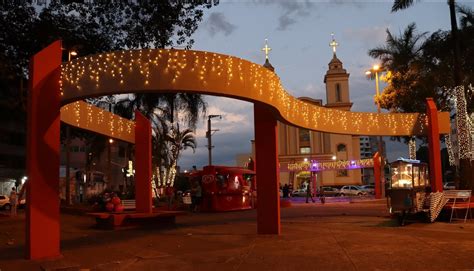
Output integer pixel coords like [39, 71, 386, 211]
[27, 41, 449, 259]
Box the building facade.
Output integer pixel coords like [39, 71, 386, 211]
[274, 50, 362, 189]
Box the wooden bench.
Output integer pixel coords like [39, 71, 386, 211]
[121, 199, 156, 210]
[443, 190, 472, 223]
[88, 210, 185, 229]
[121, 199, 136, 210]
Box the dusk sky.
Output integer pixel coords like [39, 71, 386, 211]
[177, 0, 473, 170]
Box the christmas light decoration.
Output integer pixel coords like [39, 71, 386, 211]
[59, 49, 450, 137]
[454, 85, 472, 160]
[445, 134, 456, 166]
[409, 137, 416, 160]
[288, 159, 374, 171]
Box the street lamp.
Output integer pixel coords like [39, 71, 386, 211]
[68, 50, 77, 62]
[366, 64, 385, 197]
[206, 114, 222, 165]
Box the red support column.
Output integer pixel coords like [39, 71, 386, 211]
[426, 98, 443, 192]
[134, 110, 153, 213]
[26, 40, 62, 259]
[373, 152, 381, 199]
[254, 103, 280, 234]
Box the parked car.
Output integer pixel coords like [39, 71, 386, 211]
[443, 182, 455, 190]
[291, 189, 307, 197]
[320, 186, 340, 197]
[0, 195, 10, 210]
[339, 185, 367, 196]
[359, 185, 375, 195]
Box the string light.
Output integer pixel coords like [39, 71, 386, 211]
[59, 49, 449, 138]
[409, 137, 416, 160]
[60, 100, 135, 143]
[288, 159, 374, 171]
[454, 85, 472, 160]
[445, 134, 456, 166]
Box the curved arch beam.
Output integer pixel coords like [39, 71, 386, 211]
[61, 101, 135, 143]
[61, 49, 450, 136]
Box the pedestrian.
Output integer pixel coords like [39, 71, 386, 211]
[318, 187, 325, 204]
[283, 184, 289, 198]
[305, 182, 315, 203]
[9, 187, 18, 216]
[165, 185, 175, 210]
[194, 181, 202, 212]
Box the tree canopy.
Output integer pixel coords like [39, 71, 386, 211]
[368, 20, 474, 114]
[0, 1, 216, 186]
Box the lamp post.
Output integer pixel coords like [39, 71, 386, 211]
[68, 50, 77, 62]
[206, 114, 222, 165]
[366, 65, 385, 197]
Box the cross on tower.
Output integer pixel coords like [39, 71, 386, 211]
[329, 33, 339, 55]
[262, 38, 272, 60]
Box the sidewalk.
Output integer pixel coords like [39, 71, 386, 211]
[0, 202, 473, 270]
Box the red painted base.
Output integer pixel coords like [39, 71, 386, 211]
[26, 40, 62, 260]
[254, 104, 280, 234]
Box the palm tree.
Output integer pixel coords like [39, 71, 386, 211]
[392, 1, 473, 188]
[392, 0, 462, 85]
[154, 126, 197, 188]
[368, 23, 427, 73]
[113, 92, 205, 191]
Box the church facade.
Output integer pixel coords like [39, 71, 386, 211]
[272, 42, 361, 189]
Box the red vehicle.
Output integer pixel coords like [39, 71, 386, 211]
[190, 165, 256, 212]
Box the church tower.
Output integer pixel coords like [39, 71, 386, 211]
[321, 34, 361, 186]
[324, 34, 352, 111]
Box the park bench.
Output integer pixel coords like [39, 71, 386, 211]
[443, 190, 472, 223]
[88, 210, 185, 229]
[121, 199, 136, 210]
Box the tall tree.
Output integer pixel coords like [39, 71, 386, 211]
[392, 0, 462, 85]
[0, 1, 216, 195]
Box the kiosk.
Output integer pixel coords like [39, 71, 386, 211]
[190, 165, 256, 212]
[386, 158, 430, 225]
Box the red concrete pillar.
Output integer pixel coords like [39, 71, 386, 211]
[26, 40, 62, 259]
[134, 110, 153, 213]
[373, 152, 381, 199]
[426, 98, 443, 192]
[254, 103, 280, 234]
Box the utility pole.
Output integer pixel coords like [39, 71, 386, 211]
[206, 115, 222, 165]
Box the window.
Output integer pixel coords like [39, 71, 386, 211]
[337, 170, 348, 177]
[337, 144, 346, 152]
[119, 146, 126, 158]
[299, 129, 310, 142]
[335, 83, 342, 102]
[300, 147, 310, 154]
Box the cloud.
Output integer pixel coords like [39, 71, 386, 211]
[204, 12, 237, 37]
[178, 96, 254, 169]
[275, 1, 313, 31]
[343, 26, 388, 48]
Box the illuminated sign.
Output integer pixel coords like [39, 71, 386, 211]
[288, 159, 374, 172]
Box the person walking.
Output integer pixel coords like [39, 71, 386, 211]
[165, 186, 175, 210]
[194, 181, 202, 212]
[9, 187, 18, 216]
[283, 184, 289, 198]
[305, 182, 315, 203]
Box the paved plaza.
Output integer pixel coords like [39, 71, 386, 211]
[1, 201, 474, 270]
